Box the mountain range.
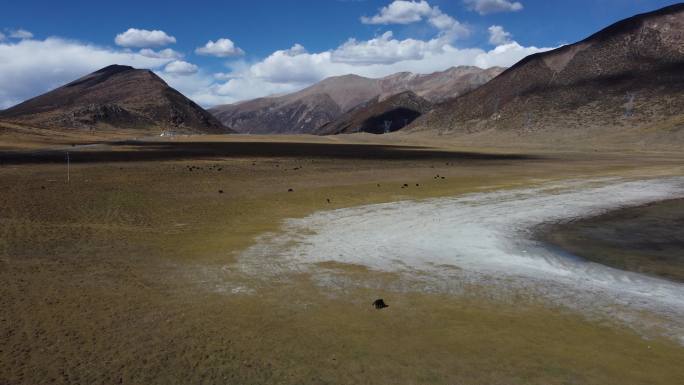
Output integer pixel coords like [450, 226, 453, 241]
[209, 66, 504, 134]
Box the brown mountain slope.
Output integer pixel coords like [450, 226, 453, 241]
[209, 66, 504, 134]
[409, 4, 684, 148]
[316, 91, 432, 135]
[0, 65, 230, 134]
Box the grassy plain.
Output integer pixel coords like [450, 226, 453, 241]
[1, 133, 683, 384]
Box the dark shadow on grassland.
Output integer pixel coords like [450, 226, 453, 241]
[0, 140, 542, 165]
[537, 198, 684, 283]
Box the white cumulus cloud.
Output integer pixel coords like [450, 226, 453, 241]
[361, 1, 469, 38]
[361, 0, 433, 24]
[464, 0, 523, 15]
[114, 28, 176, 48]
[488, 25, 512, 45]
[332, 31, 441, 65]
[249, 44, 331, 84]
[195, 38, 244, 57]
[164, 60, 199, 75]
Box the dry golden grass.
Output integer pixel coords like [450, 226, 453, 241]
[1, 135, 684, 384]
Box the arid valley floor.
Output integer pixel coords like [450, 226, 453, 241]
[1, 131, 684, 385]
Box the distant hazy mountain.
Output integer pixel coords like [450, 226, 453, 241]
[0, 65, 229, 134]
[316, 91, 432, 135]
[411, 4, 684, 146]
[209, 66, 504, 134]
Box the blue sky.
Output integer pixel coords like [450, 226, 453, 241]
[0, 0, 679, 108]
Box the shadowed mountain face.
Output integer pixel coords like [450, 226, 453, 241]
[316, 91, 432, 135]
[209, 66, 504, 134]
[0, 65, 230, 134]
[411, 4, 684, 143]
